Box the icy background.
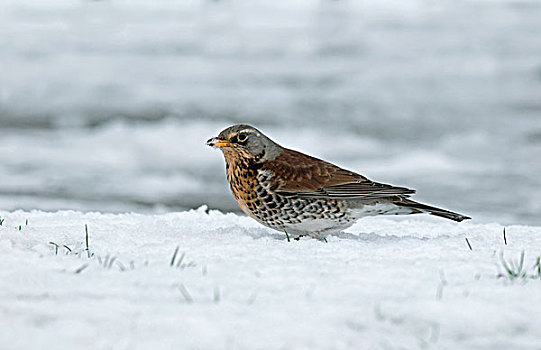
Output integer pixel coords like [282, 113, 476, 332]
[1, 0, 540, 224]
[2, 2, 541, 349]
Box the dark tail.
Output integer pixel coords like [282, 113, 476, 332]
[396, 199, 471, 222]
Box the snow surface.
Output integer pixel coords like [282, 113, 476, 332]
[1, 208, 540, 350]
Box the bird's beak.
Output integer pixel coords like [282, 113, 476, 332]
[206, 137, 231, 148]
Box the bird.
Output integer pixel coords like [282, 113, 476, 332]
[207, 124, 470, 239]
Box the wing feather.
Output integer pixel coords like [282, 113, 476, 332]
[263, 149, 415, 199]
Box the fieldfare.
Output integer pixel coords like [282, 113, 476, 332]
[207, 124, 470, 239]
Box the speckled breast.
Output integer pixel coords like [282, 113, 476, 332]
[226, 159, 353, 234]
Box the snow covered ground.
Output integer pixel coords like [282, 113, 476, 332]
[1, 208, 540, 350]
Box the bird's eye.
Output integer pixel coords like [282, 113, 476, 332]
[237, 132, 248, 143]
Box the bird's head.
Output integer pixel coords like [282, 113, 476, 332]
[206, 124, 281, 162]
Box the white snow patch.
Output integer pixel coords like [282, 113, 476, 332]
[1, 208, 540, 349]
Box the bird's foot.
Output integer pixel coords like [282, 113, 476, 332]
[307, 232, 328, 242]
[288, 233, 328, 242]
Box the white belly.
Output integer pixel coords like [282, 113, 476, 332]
[283, 218, 355, 236]
[282, 202, 411, 236]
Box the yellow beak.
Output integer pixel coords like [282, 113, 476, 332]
[206, 137, 231, 148]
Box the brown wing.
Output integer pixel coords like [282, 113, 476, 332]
[263, 149, 415, 199]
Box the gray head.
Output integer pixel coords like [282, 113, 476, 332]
[206, 124, 282, 162]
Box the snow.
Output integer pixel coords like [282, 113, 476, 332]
[1, 208, 540, 349]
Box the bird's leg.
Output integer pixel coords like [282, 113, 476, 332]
[307, 231, 328, 242]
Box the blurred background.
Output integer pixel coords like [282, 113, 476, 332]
[0, 0, 540, 225]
